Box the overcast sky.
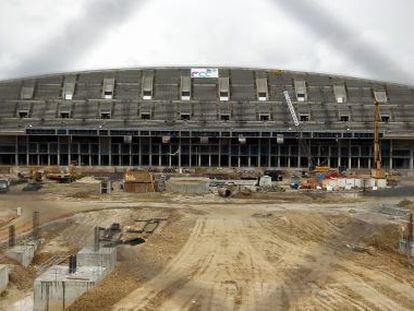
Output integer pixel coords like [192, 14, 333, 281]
[0, 0, 413, 85]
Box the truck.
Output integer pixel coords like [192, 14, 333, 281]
[0, 179, 9, 193]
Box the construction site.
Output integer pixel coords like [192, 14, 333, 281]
[0, 67, 414, 310]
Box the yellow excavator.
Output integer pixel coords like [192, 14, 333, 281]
[46, 164, 82, 183]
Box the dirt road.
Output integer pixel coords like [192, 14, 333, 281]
[113, 207, 414, 311]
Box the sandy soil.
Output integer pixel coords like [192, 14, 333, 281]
[1, 180, 414, 310]
[110, 206, 414, 311]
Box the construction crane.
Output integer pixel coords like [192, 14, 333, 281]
[283, 91, 313, 169]
[372, 97, 386, 179]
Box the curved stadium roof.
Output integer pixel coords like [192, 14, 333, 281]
[0, 67, 413, 137]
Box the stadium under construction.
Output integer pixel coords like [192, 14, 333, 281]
[0, 67, 413, 170]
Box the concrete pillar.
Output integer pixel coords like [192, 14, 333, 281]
[88, 144, 92, 166]
[0, 265, 9, 294]
[57, 140, 61, 166]
[287, 145, 291, 168]
[337, 140, 341, 167]
[277, 145, 281, 168]
[390, 139, 393, 170]
[169, 145, 172, 167]
[26, 136, 29, 165]
[228, 139, 231, 168]
[68, 141, 71, 166]
[178, 138, 182, 168]
[15, 136, 18, 166]
[218, 138, 221, 167]
[258, 139, 261, 167]
[158, 144, 161, 167]
[357, 146, 361, 169]
[348, 140, 352, 169]
[138, 138, 142, 166]
[410, 144, 414, 170]
[97, 138, 101, 166]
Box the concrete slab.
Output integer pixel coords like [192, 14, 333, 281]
[399, 239, 414, 256]
[0, 264, 9, 294]
[34, 265, 107, 311]
[6, 241, 38, 267]
[77, 246, 117, 270]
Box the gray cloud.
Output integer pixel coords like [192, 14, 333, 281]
[271, 0, 414, 84]
[5, 0, 144, 78]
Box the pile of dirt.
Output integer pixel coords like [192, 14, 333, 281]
[396, 199, 414, 214]
[397, 199, 413, 207]
[363, 223, 401, 252]
[77, 176, 101, 184]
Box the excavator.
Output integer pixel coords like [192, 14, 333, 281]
[46, 164, 82, 183]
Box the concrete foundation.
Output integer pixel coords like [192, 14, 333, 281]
[0, 264, 9, 294]
[34, 265, 107, 311]
[6, 241, 38, 267]
[77, 246, 117, 270]
[166, 177, 210, 194]
[399, 239, 414, 256]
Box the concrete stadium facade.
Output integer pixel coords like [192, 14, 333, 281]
[0, 67, 413, 170]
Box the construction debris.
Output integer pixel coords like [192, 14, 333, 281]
[0, 265, 9, 294]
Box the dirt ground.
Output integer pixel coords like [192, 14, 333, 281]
[1, 180, 414, 310]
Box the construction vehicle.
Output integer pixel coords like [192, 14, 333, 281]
[371, 95, 386, 179]
[0, 179, 9, 193]
[32, 169, 42, 182]
[46, 164, 81, 183]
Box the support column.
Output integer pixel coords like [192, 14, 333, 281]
[68, 138, 71, 166]
[189, 138, 192, 167]
[129, 141, 132, 167]
[410, 144, 414, 170]
[348, 140, 352, 169]
[228, 139, 231, 168]
[390, 139, 393, 170]
[248, 144, 251, 167]
[26, 136, 29, 165]
[88, 144, 92, 166]
[277, 145, 281, 168]
[337, 140, 341, 167]
[57, 138, 61, 166]
[268, 138, 271, 168]
[98, 137, 102, 166]
[287, 145, 291, 168]
[108, 137, 112, 166]
[149, 138, 153, 166]
[218, 138, 221, 167]
[327, 145, 331, 168]
[138, 138, 142, 167]
[15, 136, 18, 166]
[237, 145, 241, 168]
[258, 139, 261, 167]
[47, 143, 51, 166]
[169, 144, 172, 167]
[178, 138, 182, 168]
